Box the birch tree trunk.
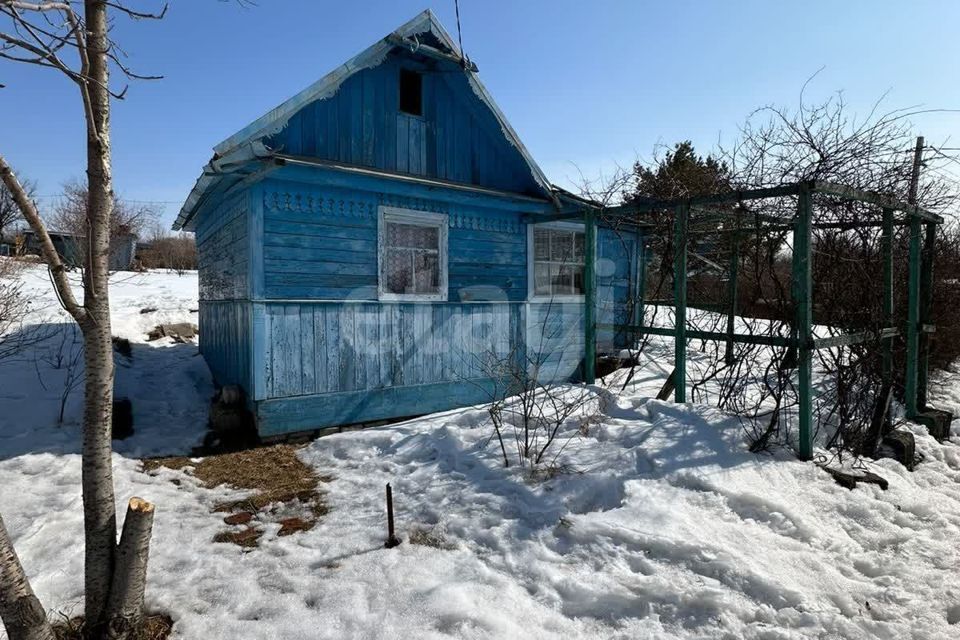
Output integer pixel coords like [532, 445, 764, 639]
[2, 3, 166, 636]
[79, 0, 119, 629]
[0, 514, 54, 640]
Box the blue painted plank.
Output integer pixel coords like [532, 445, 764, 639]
[263, 245, 372, 265]
[362, 71, 376, 166]
[256, 379, 500, 436]
[396, 115, 409, 173]
[264, 259, 377, 276]
[264, 284, 378, 300]
[350, 78, 363, 165]
[301, 305, 316, 394]
[339, 303, 356, 392]
[280, 305, 303, 396]
[264, 235, 376, 255]
[325, 305, 340, 394]
[301, 102, 317, 155]
[409, 118, 424, 175]
[264, 219, 376, 241]
[313, 305, 328, 394]
[401, 304, 415, 385]
[263, 307, 275, 395]
[286, 111, 302, 155]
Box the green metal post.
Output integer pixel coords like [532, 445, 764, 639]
[917, 221, 936, 409]
[584, 208, 597, 384]
[881, 208, 894, 384]
[673, 203, 688, 402]
[724, 215, 741, 365]
[794, 185, 814, 460]
[905, 215, 922, 417]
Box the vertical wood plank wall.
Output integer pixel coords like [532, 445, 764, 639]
[261, 53, 542, 197]
[260, 302, 518, 399]
[596, 232, 642, 351]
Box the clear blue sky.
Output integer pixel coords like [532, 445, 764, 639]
[1, 1, 958, 227]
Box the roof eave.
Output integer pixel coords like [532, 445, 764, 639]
[177, 9, 559, 228]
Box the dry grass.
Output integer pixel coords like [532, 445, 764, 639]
[408, 526, 457, 550]
[53, 613, 173, 639]
[142, 443, 329, 548]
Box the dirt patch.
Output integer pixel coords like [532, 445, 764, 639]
[143, 443, 329, 548]
[54, 613, 173, 639]
[213, 526, 263, 548]
[277, 516, 315, 537]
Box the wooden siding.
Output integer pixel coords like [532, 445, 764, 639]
[597, 228, 643, 350]
[262, 52, 542, 197]
[526, 301, 585, 382]
[194, 190, 254, 398]
[260, 180, 527, 301]
[199, 300, 252, 391]
[257, 379, 499, 436]
[257, 301, 522, 400]
[195, 191, 249, 301]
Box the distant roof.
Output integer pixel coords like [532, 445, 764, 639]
[22, 228, 83, 238]
[174, 9, 560, 230]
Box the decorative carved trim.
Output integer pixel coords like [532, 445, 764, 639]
[263, 188, 520, 233]
[263, 189, 377, 219]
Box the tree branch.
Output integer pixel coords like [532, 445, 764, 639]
[0, 152, 86, 322]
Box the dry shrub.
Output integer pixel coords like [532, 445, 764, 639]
[408, 525, 457, 550]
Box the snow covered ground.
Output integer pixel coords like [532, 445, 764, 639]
[2, 260, 960, 639]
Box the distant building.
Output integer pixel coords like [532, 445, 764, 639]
[22, 228, 138, 271]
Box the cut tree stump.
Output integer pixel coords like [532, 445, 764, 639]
[106, 498, 155, 639]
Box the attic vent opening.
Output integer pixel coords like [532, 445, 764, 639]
[399, 69, 423, 116]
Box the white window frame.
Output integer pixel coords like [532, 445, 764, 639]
[527, 221, 588, 302]
[377, 206, 448, 301]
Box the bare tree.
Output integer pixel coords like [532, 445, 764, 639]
[580, 91, 959, 461]
[34, 324, 85, 425]
[0, 172, 34, 242]
[137, 225, 196, 274]
[0, 2, 167, 638]
[469, 298, 600, 471]
[50, 179, 156, 242]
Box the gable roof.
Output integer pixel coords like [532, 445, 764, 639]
[174, 10, 558, 230]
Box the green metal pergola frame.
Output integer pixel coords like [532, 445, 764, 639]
[578, 179, 945, 460]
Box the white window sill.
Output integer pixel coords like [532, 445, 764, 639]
[378, 293, 448, 302]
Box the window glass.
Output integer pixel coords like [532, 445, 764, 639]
[381, 214, 445, 298]
[532, 227, 585, 297]
[551, 232, 573, 262]
[533, 262, 551, 296]
[534, 229, 551, 261]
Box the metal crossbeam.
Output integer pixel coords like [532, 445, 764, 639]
[598, 324, 795, 348]
[813, 327, 900, 350]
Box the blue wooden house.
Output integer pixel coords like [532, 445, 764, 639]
[174, 10, 645, 438]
